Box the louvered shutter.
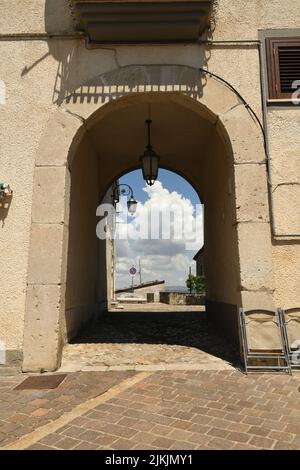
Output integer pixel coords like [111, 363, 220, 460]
[266, 37, 300, 100]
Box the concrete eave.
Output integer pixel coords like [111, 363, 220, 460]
[70, 1, 213, 45]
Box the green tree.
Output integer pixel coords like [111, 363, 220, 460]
[186, 274, 196, 294]
[186, 274, 206, 294]
[194, 275, 206, 294]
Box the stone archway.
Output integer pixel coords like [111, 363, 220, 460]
[22, 65, 274, 372]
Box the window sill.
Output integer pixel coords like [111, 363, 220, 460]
[267, 99, 300, 107]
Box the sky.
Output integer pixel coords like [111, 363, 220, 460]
[115, 169, 204, 289]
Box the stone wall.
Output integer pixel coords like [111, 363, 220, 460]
[186, 295, 206, 306]
[160, 292, 187, 305]
[64, 137, 100, 341]
[160, 292, 205, 306]
[133, 283, 165, 303]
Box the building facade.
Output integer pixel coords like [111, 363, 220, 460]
[194, 248, 205, 276]
[0, 1, 299, 371]
[116, 280, 165, 303]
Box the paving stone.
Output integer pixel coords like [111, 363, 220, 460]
[285, 423, 300, 435]
[134, 431, 157, 444]
[79, 430, 103, 442]
[55, 437, 82, 450]
[227, 422, 251, 433]
[248, 426, 271, 437]
[60, 426, 85, 438]
[31, 408, 50, 417]
[206, 408, 227, 419]
[95, 433, 118, 446]
[269, 430, 294, 443]
[207, 427, 230, 438]
[170, 440, 198, 450]
[110, 438, 135, 450]
[208, 436, 235, 450]
[152, 437, 175, 449]
[190, 423, 211, 434]
[1, 368, 300, 451]
[210, 418, 232, 429]
[39, 434, 64, 446]
[131, 420, 154, 432]
[26, 443, 55, 450]
[72, 441, 99, 450]
[249, 435, 276, 449]
[172, 419, 193, 430]
[242, 415, 265, 426]
[227, 431, 251, 443]
[263, 419, 287, 431]
[273, 441, 298, 450]
[168, 428, 194, 441]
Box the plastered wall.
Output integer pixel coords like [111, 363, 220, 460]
[0, 1, 299, 360]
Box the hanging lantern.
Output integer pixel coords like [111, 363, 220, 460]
[139, 119, 160, 186]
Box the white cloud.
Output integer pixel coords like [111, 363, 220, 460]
[115, 181, 203, 288]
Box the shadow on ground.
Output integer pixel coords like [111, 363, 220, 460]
[70, 311, 239, 366]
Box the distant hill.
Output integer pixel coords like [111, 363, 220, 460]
[165, 286, 189, 293]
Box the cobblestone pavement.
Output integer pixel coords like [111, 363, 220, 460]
[60, 305, 238, 372]
[0, 370, 300, 450]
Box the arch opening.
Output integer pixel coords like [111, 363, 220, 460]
[23, 67, 273, 373]
[61, 93, 241, 370]
[113, 167, 203, 295]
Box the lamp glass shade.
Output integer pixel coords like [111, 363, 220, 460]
[140, 147, 160, 186]
[127, 197, 138, 215]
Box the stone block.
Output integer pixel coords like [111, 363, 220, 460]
[237, 222, 274, 291]
[32, 166, 70, 224]
[36, 110, 82, 167]
[27, 224, 66, 285]
[66, 64, 239, 124]
[218, 105, 265, 164]
[234, 163, 269, 222]
[199, 75, 240, 118]
[22, 284, 63, 372]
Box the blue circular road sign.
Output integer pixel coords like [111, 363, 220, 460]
[129, 266, 137, 275]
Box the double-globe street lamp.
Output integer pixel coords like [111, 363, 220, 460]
[113, 183, 138, 216]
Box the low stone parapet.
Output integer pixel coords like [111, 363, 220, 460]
[186, 294, 205, 305]
[160, 292, 205, 305]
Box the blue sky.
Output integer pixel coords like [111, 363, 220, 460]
[116, 169, 203, 288]
[119, 169, 201, 206]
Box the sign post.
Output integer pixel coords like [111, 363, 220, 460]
[129, 266, 137, 292]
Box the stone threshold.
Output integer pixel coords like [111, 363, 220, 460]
[59, 362, 235, 372]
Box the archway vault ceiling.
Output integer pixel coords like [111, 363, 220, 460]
[86, 100, 215, 193]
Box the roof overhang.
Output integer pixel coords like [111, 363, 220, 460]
[70, 1, 213, 46]
[193, 246, 204, 260]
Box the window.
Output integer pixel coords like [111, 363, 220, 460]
[266, 37, 300, 100]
